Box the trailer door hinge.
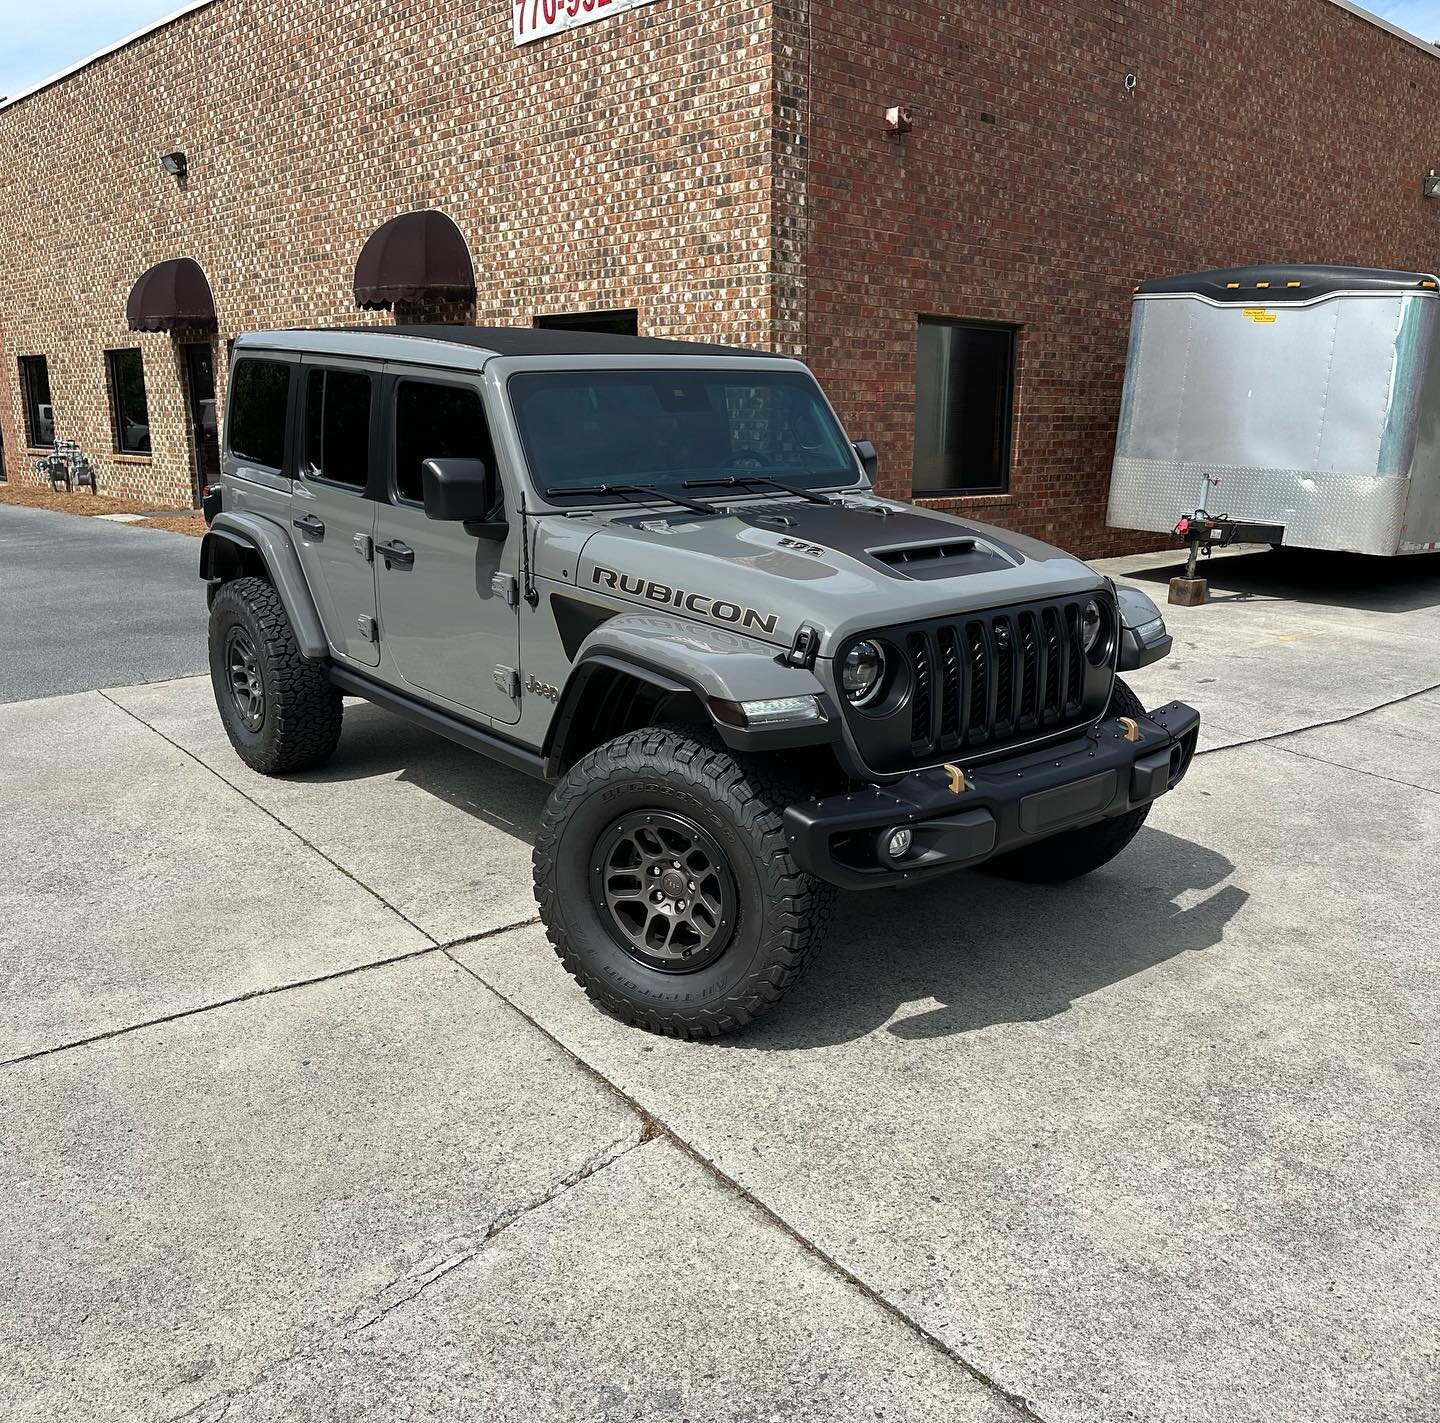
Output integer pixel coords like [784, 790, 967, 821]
[491, 572, 520, 608]
[353, 533, 374, 562]
[493, 664, 521, 699]
[357, 614, 379, 643]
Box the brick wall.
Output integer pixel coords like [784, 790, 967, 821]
[0, 0, 781, 503]
[2, 0, 1437, 557]
[801, 0, 1440, 555]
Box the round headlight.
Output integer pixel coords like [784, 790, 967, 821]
[1081, 599, 1105, 657]
[842, 640, 886, 705]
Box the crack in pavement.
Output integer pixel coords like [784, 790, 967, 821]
[160, 1130, 649, 1423]
[96, 688, 437, 943]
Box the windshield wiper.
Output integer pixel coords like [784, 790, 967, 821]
[683, 475, 838, 506]
[546, 482, 720, 517]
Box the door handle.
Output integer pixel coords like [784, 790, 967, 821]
[375, 538, 415, 568]
[292, 513, 325, 538]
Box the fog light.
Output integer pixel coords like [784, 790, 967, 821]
[885, 826, 913, 858]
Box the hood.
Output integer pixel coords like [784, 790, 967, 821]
[547, 495, 1106, 655]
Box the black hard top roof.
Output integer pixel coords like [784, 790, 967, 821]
[1136, 265, 1440, 301]
[375, 325, 767, 357]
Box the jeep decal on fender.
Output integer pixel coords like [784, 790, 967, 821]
[592, 566, 779, 635]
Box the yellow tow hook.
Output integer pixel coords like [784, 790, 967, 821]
[1118, 716, 1142, 743]
[944, 763, 967, 795]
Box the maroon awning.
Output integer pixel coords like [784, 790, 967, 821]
[126, 258, 217, 333]
[353, 210, 475, 310]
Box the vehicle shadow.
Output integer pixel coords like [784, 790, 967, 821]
[1123, 547, 1440, 615]
[729, 826, 1246, 1050]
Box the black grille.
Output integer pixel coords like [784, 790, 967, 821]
[845, 594, 1114, 773]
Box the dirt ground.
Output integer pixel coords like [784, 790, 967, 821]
[0, 483, 204, 535]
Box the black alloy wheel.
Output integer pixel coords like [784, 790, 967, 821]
[224, 626, 265, 731]
[590, 810, 738, 973]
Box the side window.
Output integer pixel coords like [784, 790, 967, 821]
[18, 355, 54, 447]
[227, 359, 291, 470]
[302, 369, 372, 490]
[912, 318, 1016, 495]
[106, 349, 151, 455]
[393, 380, 494, 505]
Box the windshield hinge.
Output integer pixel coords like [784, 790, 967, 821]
[491, 572, 520, 608]
[785, 623, 820, 669]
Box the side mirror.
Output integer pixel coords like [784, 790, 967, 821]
[421, 457, 497, 523]
[852, 440, 878, 481]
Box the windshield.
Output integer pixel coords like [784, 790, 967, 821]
[508, 368, 860, 498]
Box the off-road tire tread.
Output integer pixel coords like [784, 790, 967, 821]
[210, 577, 342, 774]
[980, 676, 1152, 883]
[533, 727, 834, 1039]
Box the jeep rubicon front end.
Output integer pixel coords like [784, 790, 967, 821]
[201, 326, 1199, 1039]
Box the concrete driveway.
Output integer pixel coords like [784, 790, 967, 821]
[2, 542, 1437, 1422]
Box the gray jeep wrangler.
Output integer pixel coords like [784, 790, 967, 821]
[201, 326, 1198, 1038]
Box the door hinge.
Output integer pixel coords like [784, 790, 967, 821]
[491, 572, 520, 608]
[357, 614, 379, 643]
[353, 533, 374, 562]
[493, 664, 521, 699]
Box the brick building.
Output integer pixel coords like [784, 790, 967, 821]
[1, 0, 1437, 555]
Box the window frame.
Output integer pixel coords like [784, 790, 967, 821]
[911, 316, 1018, 498]
[298, 365, 375, 495]
[105, 347, 152, 457]
[18, 355, 54, 449]
[388, 373, 495, 511]
[224, 354, 297, 475]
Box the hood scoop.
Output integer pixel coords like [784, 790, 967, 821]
[867, 536, 1011, 579]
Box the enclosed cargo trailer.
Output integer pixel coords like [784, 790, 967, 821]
[1107, 265, 1440, 556]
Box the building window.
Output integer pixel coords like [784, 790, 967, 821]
[912, 318, 1016, 495]
[106, 349, 152, 455]
[534, 309, 639, 337]
[301, 369, 372, 490]
[393, 380, 494, 505]
[226, 358, 292, 470]
[19, 356, 54, 448]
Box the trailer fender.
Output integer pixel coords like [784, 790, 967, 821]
[200, 512, 328, 660]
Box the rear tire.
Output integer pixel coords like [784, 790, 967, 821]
[208, 577, 343, 774]
[980, 676, 1152, 883]
[533, 728, 834, 1039]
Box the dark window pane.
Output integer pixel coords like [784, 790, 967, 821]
[508, 370, 854, 495]
[394, 381, 492, 505]
[300, 369, 371, 490]
[534, 309, 639, 336]
[228, 359, 291, 469]
[107, 349, 151, 455]
[19, 356, 54, 447]
[912, 320, 1015, 494]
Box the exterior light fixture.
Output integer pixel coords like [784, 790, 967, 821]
[884, 106, 913, 135]
[160, 151, 188, 179]
[1425, 170, 1440, 199]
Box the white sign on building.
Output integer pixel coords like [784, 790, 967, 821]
[514, 0, 663, 45]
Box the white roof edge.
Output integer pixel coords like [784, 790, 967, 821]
[0, 0, 219, 113]
[1325, 0, 1440, 57]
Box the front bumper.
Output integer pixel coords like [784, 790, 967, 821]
[783, 700, 1201, 889]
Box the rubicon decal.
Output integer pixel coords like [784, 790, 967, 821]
[592, 566, 779, 634]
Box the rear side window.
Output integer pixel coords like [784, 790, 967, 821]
[228, 359, 291, 469]
[393, 380, 493, 505]
[302, 369, 372, 490]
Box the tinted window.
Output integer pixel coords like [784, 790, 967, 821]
[393, 380, 493, 505]
[302, 369, 372, 490]
[19, 356, 54, 447]
[508, 369, 855, 497]
[228, 359, 291, 469]
[106, 349, 151, 455]
[534, 309, 639, 336]
[912, 319, 1015, 494]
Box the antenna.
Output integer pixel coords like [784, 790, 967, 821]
[518, 491, 539, 607]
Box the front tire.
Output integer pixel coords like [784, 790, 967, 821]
[208, 577, 343, 775]
[533, 728, 834, 1039]
[980, 676, 1153, 883]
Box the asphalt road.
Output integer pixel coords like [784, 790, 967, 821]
[0, 502, 207, 703]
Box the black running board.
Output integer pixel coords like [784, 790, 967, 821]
[326, 665, 548, 781]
